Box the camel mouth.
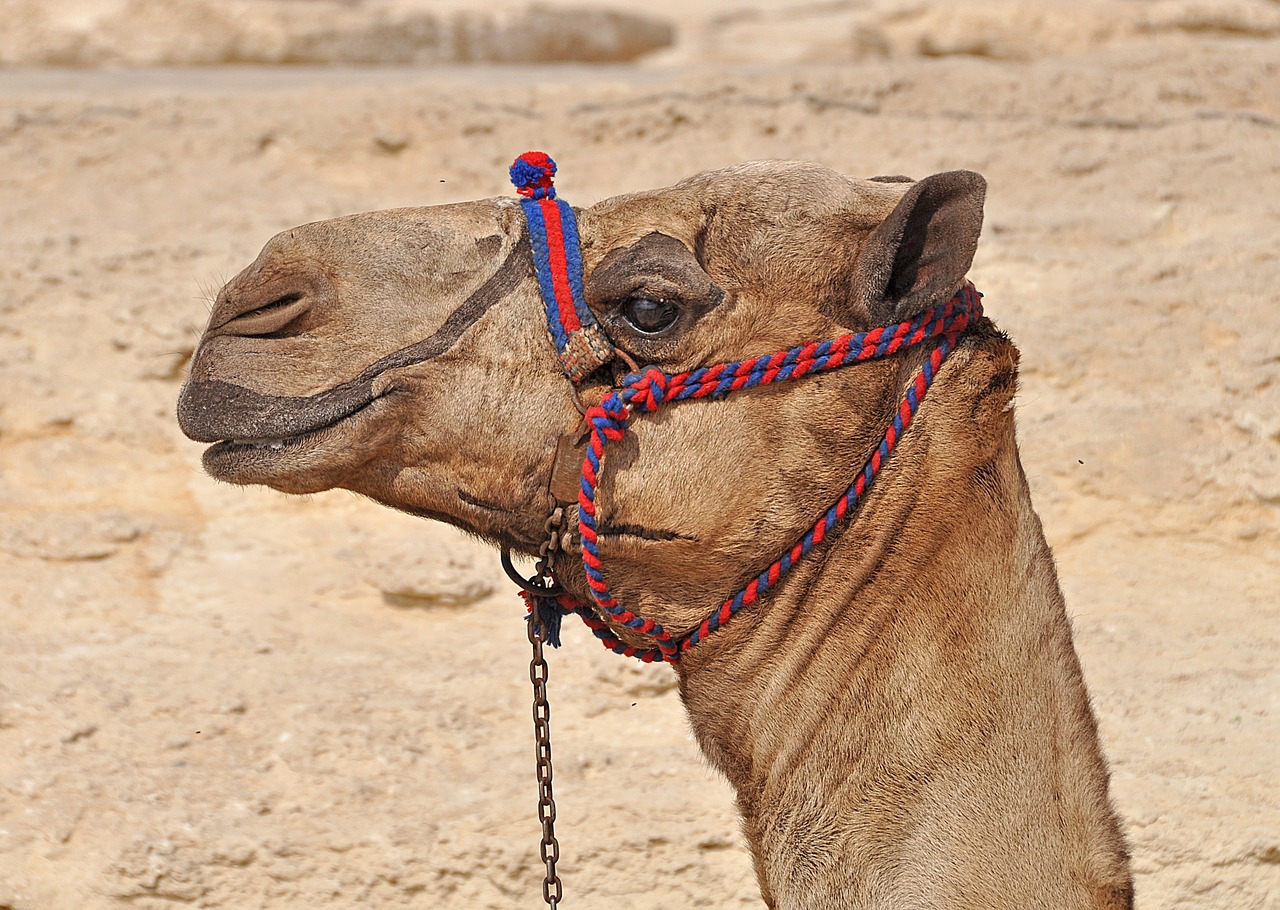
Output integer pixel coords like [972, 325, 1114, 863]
[200, 390, 390, 486]
[209, 390, 386, 450]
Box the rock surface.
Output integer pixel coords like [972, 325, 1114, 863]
[0, 2, 1277, 908]
[0, 0, 675, 66]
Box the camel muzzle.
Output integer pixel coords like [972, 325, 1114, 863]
[177, 233, 533, 447]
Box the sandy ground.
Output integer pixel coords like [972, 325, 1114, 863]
[1, 1, 1278, 908]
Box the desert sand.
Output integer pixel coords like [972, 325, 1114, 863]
[0, 1, 1277, 908]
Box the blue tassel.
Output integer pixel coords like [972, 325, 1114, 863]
[529, 594, 565, 648]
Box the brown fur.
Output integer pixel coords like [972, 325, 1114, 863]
[178, 160, 1133, 909]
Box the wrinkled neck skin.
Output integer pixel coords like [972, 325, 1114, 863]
[618, 334, 1132, 910]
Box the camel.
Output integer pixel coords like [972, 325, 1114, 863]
[177, 158, 1133, 909]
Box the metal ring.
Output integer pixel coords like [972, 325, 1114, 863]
[616, 349, 642, 374]
[501, 547, 563, 596]
[568, 383, 589, 416]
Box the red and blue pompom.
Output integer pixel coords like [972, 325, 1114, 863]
[510, 151, 557, 199]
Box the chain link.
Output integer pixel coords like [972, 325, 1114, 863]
[535, 506, 565, 581]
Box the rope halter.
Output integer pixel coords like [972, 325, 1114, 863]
[509, 152, 984, 663]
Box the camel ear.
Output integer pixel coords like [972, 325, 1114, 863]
[853, 170, 986, 324]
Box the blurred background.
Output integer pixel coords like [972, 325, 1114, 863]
[1, 1, 1277, 908]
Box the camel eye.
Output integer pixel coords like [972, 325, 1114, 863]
[621, 296, 679, 335]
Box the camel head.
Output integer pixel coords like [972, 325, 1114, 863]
[177, 161, 1141, 910]
[178, 160, 986, 631]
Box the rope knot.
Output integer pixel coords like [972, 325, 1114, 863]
[625, 367, 669, 413]
[601, 393, 630, 423]
[510, 151, 557, 200]
[588, 394, 631, 442]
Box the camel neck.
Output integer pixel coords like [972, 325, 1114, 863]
[671, 418, 1130, 909]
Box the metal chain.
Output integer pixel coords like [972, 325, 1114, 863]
[528, 616, 563, 908]
[529, 503, 567, 907]
[534, 506, 565, 582]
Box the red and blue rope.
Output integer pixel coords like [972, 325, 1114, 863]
[510, 151, 984, 663]
[570, 283, 982, 662]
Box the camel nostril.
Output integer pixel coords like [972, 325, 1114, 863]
[252, 292, 304, 315]
[219, 290, 312, 337]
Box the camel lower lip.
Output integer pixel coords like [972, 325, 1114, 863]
[203, 424, 326, 471]
[205, 437, 301, 465]
[214, 432, 309, 453]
